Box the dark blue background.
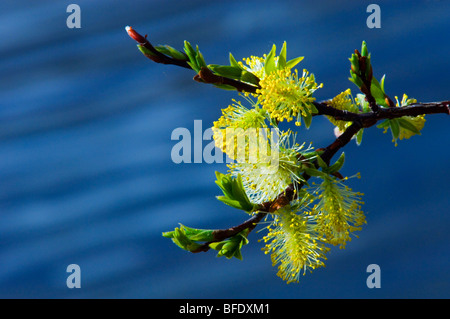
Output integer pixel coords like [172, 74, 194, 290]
[0, 0, 448, 298]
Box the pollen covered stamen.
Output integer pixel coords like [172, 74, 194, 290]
[257, 68, 322, 125]
[262, 207, 329, 283]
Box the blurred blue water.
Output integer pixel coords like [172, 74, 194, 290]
[0, 0, 449, 298]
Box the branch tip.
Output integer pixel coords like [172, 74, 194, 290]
[125, 25, 147, 44]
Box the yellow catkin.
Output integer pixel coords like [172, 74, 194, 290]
[212, 98, 267, 161]
[257, 68, 322, 124]
[262, 207, 329, 283]
[312, 175, 366, 249]
[326, 89, 358, 132]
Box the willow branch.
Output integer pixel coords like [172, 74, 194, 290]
[314, 101, 450, 124]
[126, 27, 449, 250]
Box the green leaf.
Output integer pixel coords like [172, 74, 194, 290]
[213, 83, 238, 91]
[232, 175, 254, 212]
[328, 152, 345, 174]
[154, 44, 187, 60]
[316, 155, 328, 169]
[207, 64, 260, 86]
[186, 61, 198, 72]
[240, 70, 260, 85]
[184, 41, 195, 55]
[215, 172, 254, 213]
[184, 41, 197, 69]
[195, 49, 207, 68]
[162, 230, 175, 238]
[304, 167, 327, 178]
[348, 76, 357, 87]
[286, 56, 304, 69]
[301, 151, 318, 160]
[209, 230, 249, 260]
[233, 247, 243, 260]
[163, 224, 216, 252]
[171, 227, 202, 252]
[208, 241, 225, 251]
[303, 111, 312, 129]
[216, 196, 245, 211]
[356, 129, 364, 146]
[137, 44, 157, 57]
[231, 174, 246, 200]
[361, 41, 369, 57]
[397, 118, 421, 134]
[308, 102, 319, 115]
[229, 52, 242, 68]
[208, 64, 242, 79]
[264, 44, 277, 74]
[365, 54, 372, 78]
[182, 42, 207, 71]
[370, 77, 386, 102]
[375, 97, 388, 107]
[349, 71, 363, 88]
[215, 171, 231, 191]
[218, 241, 235, 258]
[349, 54, 360, 73]
[380, 74, 386, 94]
[389, 119, 400, 140]
[376, 120, 390, 129]
[179, 224, 215, 242]
[278, 41, 287, 69]
[371, 76, 382, 91]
